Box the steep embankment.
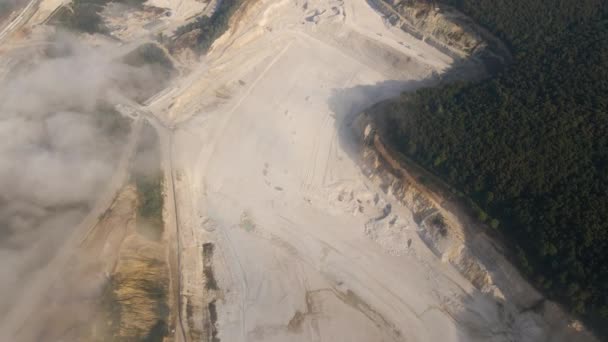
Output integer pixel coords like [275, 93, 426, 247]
[368, 0, 511, 73]
[361, 0, 608, 337]
[348, 1, 600, 340]
[350, 112, 598, 342]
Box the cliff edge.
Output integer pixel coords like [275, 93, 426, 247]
[348, 110, 598, 342]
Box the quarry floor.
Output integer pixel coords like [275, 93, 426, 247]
[153, 0, 487, 341]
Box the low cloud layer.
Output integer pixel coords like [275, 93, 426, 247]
[0, 33, 162, 329]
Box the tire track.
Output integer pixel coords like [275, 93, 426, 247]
[303, 112, 331, 192]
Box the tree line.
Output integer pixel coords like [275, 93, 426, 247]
[371, 0, 608, 336]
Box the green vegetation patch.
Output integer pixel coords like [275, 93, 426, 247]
[136, 173, 163, 236]
[123, 43, 174, 72]
[121, 43, 177, 103]
[51, 0, 146, 34]
[132, 123, 164, 241]
[202, 243, 218, 290]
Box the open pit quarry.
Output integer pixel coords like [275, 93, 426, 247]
[0, 0, 599, 341]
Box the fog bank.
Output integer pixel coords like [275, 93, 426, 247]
[0, 33, 162, 324]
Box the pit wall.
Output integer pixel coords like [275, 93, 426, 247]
[349, 111, 598, 342]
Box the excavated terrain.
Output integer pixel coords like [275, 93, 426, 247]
[351, 112, 598, 342]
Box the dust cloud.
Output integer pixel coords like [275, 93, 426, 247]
[0, 32, 161, 324]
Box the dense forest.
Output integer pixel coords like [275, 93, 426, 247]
[371, 0, 608, 334]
